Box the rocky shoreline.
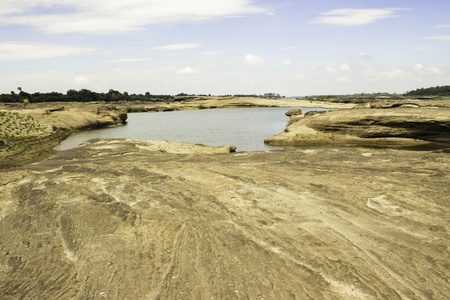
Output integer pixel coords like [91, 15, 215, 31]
[0, 96, 354, 168]
[1, 96, 449, 168]
[265, 98, 450, 150]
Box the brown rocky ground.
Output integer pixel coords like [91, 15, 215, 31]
[0, 139, 449, 299]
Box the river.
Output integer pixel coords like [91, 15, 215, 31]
[56, 107, 329, 152]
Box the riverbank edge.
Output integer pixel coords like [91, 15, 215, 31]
[1, 97, 355, 169]
[0, 103, 128, 169]
[264, 99, 450, 150]
[0, 129, 73, 169]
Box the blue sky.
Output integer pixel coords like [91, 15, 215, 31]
[0, 0, 449, 96]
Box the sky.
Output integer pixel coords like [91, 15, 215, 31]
[0, 0, 449, 96]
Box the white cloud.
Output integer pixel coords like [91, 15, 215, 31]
[74, 76, 89, 85]
[414, 64, 442, 75]
[336, 76, 351, 83]
[283, 59, 292, 65]
[178, 67, 195, 74]
[363, 66, 412, 80]
[150, 43, 201, 51]
[243, 54, 265, 66]
[425, 35, 450, 41]
[340, 64, 351, 71]
[0, 41, 98, 61]
[435, 24, 450, 28]
[311, 8, 408, 26]
[325, 67, 337, 73]
[0, 0, 270, 34]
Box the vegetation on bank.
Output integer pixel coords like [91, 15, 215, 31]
[0, 129, 72, 169]
[1, 85, 449, 104]
[304, 86, 450, 100]
[0, 88, 287, 104]
[404, 85, 450, 97]
[0, 109, 73, 168]
[0, 111, 45, 139]
[0, 88, 174, 103]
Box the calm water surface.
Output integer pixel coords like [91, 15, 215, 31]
[56, 107, 328, 152]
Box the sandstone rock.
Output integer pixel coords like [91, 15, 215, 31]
[0, 140, 448, 299]
[266, 106, 450, 147]
[21, 104, 129, 131]
[285, 108, 302, 116]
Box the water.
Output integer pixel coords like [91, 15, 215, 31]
[56, 107, 329, 152]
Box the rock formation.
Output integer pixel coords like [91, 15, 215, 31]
[285, 108, 302, 116]
[265, 102, 450, 148]
[0, 139, 448, 299]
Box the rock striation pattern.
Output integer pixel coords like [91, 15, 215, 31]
[0, 139, 449, 299]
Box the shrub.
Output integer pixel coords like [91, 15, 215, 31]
[126, 106, 145, 113]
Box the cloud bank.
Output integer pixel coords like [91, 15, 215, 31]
[0, 0, 270, 34]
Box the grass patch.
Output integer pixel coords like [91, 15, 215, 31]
[0, 111, 71, 169]
[0, 125, 72, 169]
[0, 111, 44, 143]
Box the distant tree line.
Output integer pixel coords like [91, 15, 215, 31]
[0, 88, 289, 103]
[0, 88, 174, 103]
[404, 85, 450, 97]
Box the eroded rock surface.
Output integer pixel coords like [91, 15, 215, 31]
[265, 105, 450, 148]
[0, 139, 449, 299]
